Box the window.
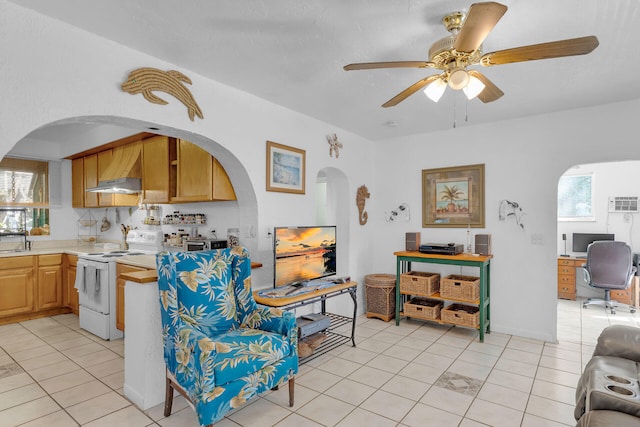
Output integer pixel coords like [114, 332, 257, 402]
[558, 173, 594, 221]
[0, 157, 50, 234]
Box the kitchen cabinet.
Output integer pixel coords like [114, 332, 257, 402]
[63, 254, 79, 314]
[170, 139, 236, 203]
[212, 157, 236, 201]
[142, 135, 170, 203]
[0, 256, 35, 318]
[116, 263, 149, 331]
[172, 139, 213, 202]
[72, 158, 85, 208]
[70, 133, 236, 206]
[83, 154, 99, 208]
[37, 254, 63, 310]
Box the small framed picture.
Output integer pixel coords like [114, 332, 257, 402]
[266, 141, 306, 194]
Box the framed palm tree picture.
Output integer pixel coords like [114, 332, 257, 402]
[422, 164, 485, 228]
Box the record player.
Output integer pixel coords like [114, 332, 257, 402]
[419, 243, 464, 255]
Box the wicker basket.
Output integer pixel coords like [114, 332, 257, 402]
[441, 274, 480, 301]
[364, 274, 396, 322]
[400, 271, 440, 296]
[441, 303, 479, 328]
[403, 297, 443, 320]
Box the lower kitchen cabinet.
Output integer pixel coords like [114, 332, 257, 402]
[64, 254, 79, 314]
[0, 256, 35, 317]
[37, 254, 63, 310]
[116, 263, 149, 331]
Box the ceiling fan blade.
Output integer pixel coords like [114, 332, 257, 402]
[382, 75, 442, 107]
[454, 2, 508, 53]
[480, 36, 599, 66]
[344, 61, 435, 71]
[468, 70, 503, 103]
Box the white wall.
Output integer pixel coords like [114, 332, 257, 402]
[372, 100, 640, 342]
[3, 1, 640, 342]
[0, 1, 376, 309]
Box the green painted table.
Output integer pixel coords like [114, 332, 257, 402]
[394, 251, 492, 342]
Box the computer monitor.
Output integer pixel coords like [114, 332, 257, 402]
[572, 232, 615, 253]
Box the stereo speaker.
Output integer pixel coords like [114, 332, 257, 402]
[406, 232, 421, 251]
[475, 234, 492, 255]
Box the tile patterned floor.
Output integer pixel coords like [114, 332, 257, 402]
[0, 298, 638, 426]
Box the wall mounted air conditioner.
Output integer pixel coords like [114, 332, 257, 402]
[608, 196, 639, 212]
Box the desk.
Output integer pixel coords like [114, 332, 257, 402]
[558, 256, 639, 307]
[394, 251, 492, 342]
[253, 282, 357, 363]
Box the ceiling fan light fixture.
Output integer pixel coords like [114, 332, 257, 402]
[463, 75, 486, 99]
[423, 78, 447, 102]
[448, 68, 470, 90]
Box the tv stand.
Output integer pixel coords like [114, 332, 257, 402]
[253, 282, 357, 364]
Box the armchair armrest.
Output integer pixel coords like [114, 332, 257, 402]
[242, 305, 297, 337]
[593, 325, 640, 362]
[169, 325, 220, 393]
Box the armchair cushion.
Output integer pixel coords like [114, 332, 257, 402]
[172, 251, 239, 336]
[211, 328, 292, 385]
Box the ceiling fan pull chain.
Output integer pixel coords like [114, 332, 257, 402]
[465, 97, 469, 123]
[453, 93, 457, 128]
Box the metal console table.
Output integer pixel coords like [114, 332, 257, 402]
[394, 251, 492, 342]
[253, 281, 357, 363]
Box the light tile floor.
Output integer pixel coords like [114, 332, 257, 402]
[0, 299, 638, 426]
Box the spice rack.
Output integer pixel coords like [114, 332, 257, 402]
[162, 211, 206, 225]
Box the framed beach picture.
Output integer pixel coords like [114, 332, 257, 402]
[422, 163, 485, 228]
[266, 141, 306, 194]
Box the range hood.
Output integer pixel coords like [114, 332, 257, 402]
[86, 177, 141, 194]
[85, 141, 142, 194]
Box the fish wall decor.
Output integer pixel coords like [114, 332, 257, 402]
[121, 67, 204, 121]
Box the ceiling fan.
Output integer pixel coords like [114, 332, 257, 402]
[344, 1, 599, 107]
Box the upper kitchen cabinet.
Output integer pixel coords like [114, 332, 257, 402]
[141, 135, 170, 204]
[69, 133, 147, 208]
[71, 158, 85, 208]
[169, 139, 236, 203]
[98, 144, 141, 207]
[70, 133, 236, 206]
[83, 154, 99, 208]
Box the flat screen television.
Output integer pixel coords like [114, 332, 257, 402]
[572, 232, 615, 253]
[273, 226, 336, 287]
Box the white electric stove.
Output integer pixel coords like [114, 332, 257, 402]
[76, 229, 163, 340]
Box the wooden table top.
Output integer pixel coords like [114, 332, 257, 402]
[253, 281, 357, 307]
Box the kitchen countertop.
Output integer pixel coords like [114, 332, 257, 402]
[0, 243, 262, 272]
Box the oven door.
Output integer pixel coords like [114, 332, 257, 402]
[76, 259, 111, 314]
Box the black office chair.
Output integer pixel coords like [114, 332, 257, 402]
[582, 241, 637, 314]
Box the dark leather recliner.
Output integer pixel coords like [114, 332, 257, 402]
[575, 325, 640, 426]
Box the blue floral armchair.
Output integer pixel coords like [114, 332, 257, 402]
[156, 247, 298, 426]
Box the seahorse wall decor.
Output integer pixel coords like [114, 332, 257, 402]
[356, 185, 370, 225]
[121, 67, 204, 121]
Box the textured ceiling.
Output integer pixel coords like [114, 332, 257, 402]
[10, 0, 640, 141]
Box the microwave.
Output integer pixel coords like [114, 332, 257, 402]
[183, 239, 227, 252]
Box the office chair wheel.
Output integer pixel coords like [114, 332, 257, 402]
[632, 308, 637, 314]
[583, 304, 588, 309]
